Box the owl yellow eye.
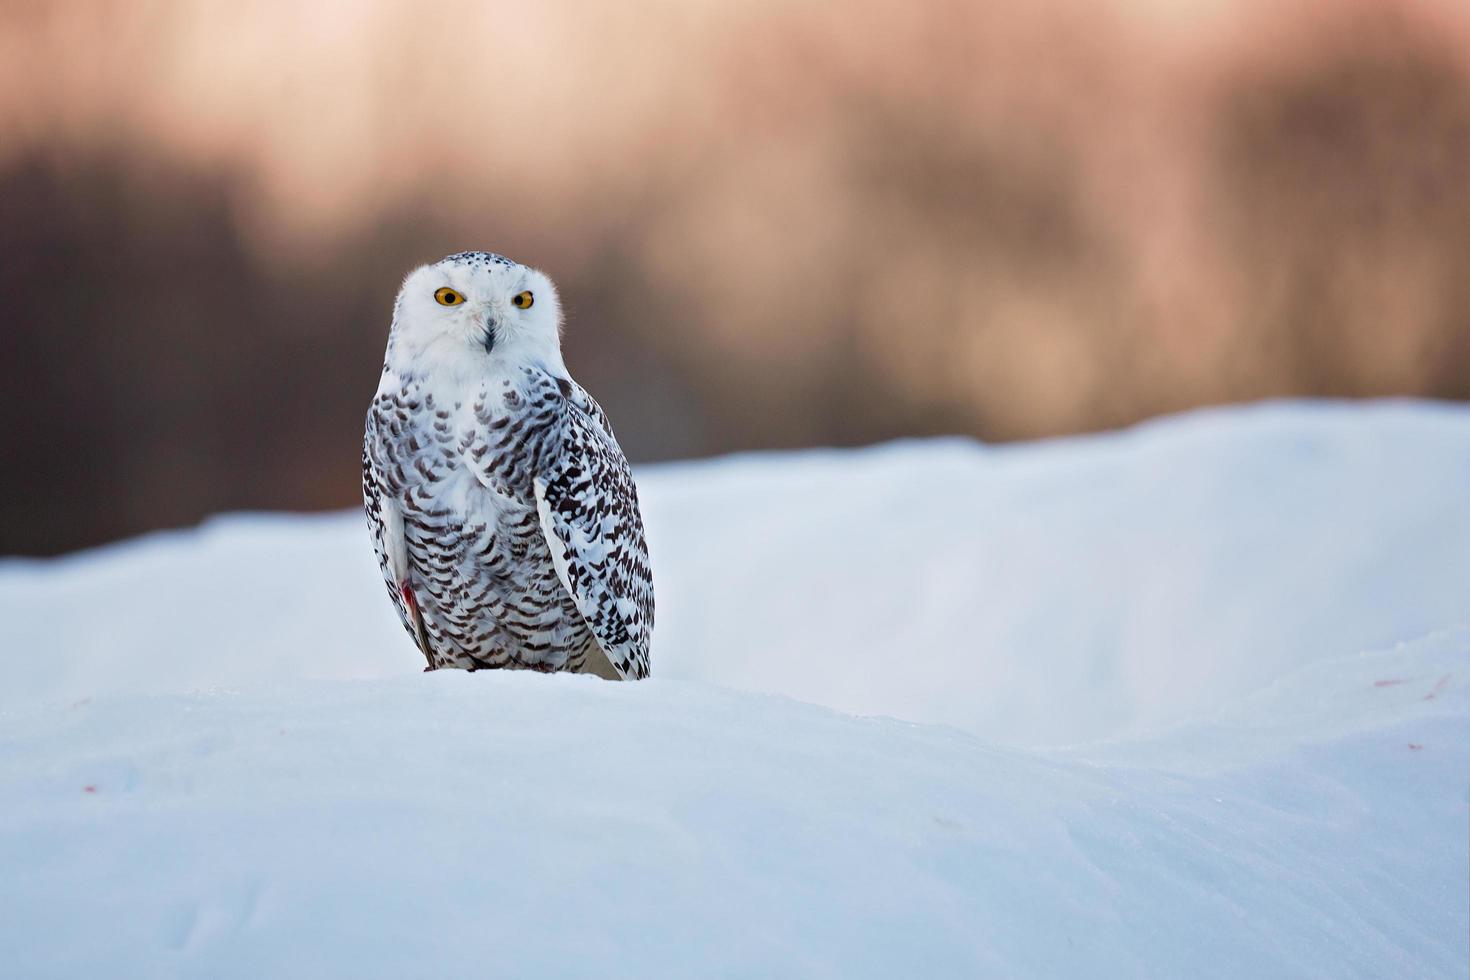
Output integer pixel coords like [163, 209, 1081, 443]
[434, 287, 465, 306]
[512, 290, 534, 310]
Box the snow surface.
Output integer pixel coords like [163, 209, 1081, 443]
[1, 399, 1467, 977]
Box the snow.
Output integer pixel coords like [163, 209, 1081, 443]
[1, 399, 1467, 977]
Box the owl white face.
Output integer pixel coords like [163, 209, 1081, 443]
[386, 251, 564, 376]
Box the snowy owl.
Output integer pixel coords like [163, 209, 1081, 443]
[362, 251, 653, 679]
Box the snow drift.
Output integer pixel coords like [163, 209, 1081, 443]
[1, 400, 1467, 977]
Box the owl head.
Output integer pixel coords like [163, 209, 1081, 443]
[386, 251, 564, 375]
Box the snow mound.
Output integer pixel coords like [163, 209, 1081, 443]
[1, 400, 1467, 977]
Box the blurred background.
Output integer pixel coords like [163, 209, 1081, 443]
[3, 0, 1468, 556]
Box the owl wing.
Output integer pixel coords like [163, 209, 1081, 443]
[363, 403, 435, 666]
[532, 385, 654, 680]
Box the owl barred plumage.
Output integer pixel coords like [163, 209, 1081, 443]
[362, 251, 653, 679]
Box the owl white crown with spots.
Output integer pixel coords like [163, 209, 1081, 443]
[362, 251, 653, 679]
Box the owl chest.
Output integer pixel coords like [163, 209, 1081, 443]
[373, 392, 521, 489]
[373, 401, 543, 551]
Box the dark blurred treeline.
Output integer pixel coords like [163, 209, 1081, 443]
[2, 0, 1468, 555]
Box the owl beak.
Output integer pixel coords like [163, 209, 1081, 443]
[481, 314, 498, 353]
